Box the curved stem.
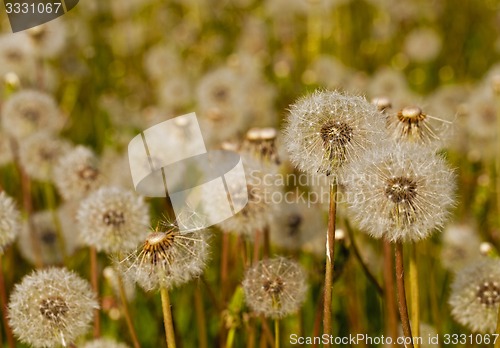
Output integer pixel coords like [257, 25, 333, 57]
[323, 182, 337, 345]
[160, 286, 177, 348]
[344, 219, 384, 296]
[395, 242, 414, 348]
[117, 274, 141, 348]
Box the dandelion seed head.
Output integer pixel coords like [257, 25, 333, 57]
[441, 223, 482, 271]
[77, 186, 150, 254]
[344, 141, 455, 242]
[242, 257, 308, 319]
[18, 208, 79, 265]
[53, 146, 103, 200]
[449, 259, 500, 333]
[18, 132, 72, 182]
[27, 20, 67, 58]
[371, 96, 392, 112]
[1, 89, 64, 140]
[119, 223, 210, 291]
[8, 268, 98, 348]
[242, 127, 281, 165]
[0, 192, 20, 253]
[0, 33, 35, 80]
[283, 89, 385, 177]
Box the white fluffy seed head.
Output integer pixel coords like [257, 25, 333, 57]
[0, 192, 20, 253]
[441, 223, 482, 272]
[18, 132, 72, 182]
[242, 257, 308, 319]
[53, 146, 103, 201]
[283, 89, 386, 177]
[1, 89, 63, 140]
[77, 186, 150, 254]
[206, 158, 280, 236]
[344, 141, 455, 242]
[18, 208, 78, 265]
[118, 223, 210, 292]
[8, 268, 98, 348]
[449, 259, 500, 333]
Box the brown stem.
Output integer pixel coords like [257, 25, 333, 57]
[323, 182, 337, 345]
[221, 232, 230, 304]
[90, 246, 101, 338]
[383, 240, 398, 346]
[117, 274, 141, 348]
[194, 283, 208, 348]
[253, 229, 261, 265]
[160, 287, 177, 348]
[263, 226, 270, 259]
[395, 242, 414, 348]
[311, 288, 324, 348]
[259, 315, 275, 347]
[11, 138, 43, 268]
[0, 255, 15, 348]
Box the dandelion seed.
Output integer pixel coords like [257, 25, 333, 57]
[242, 257, 308, 318]
[8, 268, 98, 348]
[0, 192, 20, 253]
[77, 186, 150, 254]
[1, 89, 64, 140]
[119, 223, 210, 291]
[449, 259, 500, 333]
[53, 146, 102, 200]
[283, 90, 385, 177]
[344, 141, 455, 242]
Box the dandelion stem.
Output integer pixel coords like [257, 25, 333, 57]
[383, 240, 398, 346]
[89, 246, 101, 338]
[117, 274, 141, 348]
[194, 283, 208, 348]
[43, 182, 68, 265]
[253, 229, 261, 265]
[344, 218, 384, 296]
[274, 318, 280, 348]
[395, 242, 414, 348]
[263, 226, 270, 259]
[409, 243, 420, 348]
[221, 232, 230, 304]
[160, 286, 177, 348]
[0, 254, 15, 348]
[323, 182, 337, 344]
[11, 138, 43, 268]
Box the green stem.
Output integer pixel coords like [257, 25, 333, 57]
[90, 247, 100, 338]
[323, 182, 337, 345]
[383, 240, 398, 346]
[409, 243, 420, 348]
[160, 286, 177, 348]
